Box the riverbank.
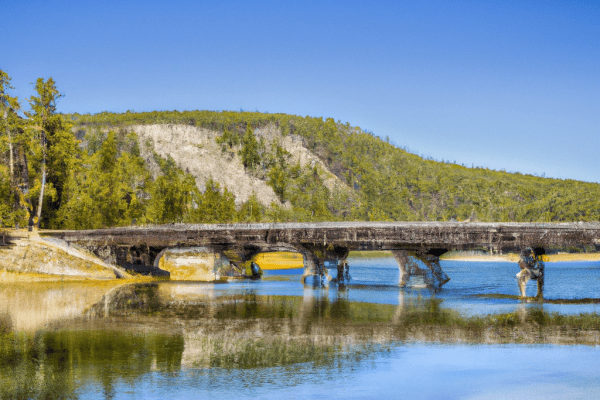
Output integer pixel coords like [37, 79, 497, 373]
[0, 230, 131, 281]
[0, 230, 244, 282]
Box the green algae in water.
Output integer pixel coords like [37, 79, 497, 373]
[0, 330, 184, 400]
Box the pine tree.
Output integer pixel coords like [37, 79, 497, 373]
[238, 192, 264, 222]
[215, 128, 240, 151]
[0, 70, 19, 192]
[268, 164, 287, 200]
[194, 178, 236, 223]
[25, 78, 80, 228]
[239, 125, 260, 169]
[55, 130, 150, 229]
[0, 69, 22, 226]
[146, 156, 197, 224]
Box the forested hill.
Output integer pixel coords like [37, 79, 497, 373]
[67, 110, 600, 224]
[3, 82, 600, 231]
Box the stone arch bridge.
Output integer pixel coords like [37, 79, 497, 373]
[42, 222, 600, 297]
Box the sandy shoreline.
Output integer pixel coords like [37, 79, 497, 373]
[442, 253, 600, 262]
[442, 255, 519, 262]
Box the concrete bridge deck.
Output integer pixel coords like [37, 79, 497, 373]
[42, 222, 600, 297]
[42, 221, 600, 250]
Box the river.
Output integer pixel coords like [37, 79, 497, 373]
[1, 256, 600, 399]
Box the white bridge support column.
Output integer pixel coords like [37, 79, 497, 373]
[391, 250, 450, 289]
[516, 247, 545, 298]
[391, 250, 412, 287]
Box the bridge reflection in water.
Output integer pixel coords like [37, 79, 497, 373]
[44, 222, 600, 297]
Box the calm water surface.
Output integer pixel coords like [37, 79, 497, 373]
[2, 257, 600, 399]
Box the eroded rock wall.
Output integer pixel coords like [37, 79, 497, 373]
[126, 124, 351, 206]
[130, 124, 280, 206]
[0, 233, 129, 280]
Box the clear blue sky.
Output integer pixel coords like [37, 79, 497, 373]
[4, 0, 600, 182]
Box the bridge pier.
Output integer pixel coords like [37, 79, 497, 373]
[391, 249, 450, 289]
[337, 258, 351, 284]
[223, 245, 265, 279]
[294, 244, 330, 285]
[516, 247, 545, 298]
[331, 247, 350, 284]
[293, 244, 350, 286]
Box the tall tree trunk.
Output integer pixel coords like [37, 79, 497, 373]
[21, 151, 30, 194]
[3, 109, 13, 187]
[36, 131, 47, 229]
[36, 164, 45, 229]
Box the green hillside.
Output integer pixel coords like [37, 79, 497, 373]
[2, 72, 599, 229]
[67, 110, 600, 223]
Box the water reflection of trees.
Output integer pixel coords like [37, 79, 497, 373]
[3, 282, 600, 397]
[92, 283, 600, 346]
[0, 330, 184, 399]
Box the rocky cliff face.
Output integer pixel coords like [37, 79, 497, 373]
[126, 123, 350, 206]
[130, 124, 280, 206]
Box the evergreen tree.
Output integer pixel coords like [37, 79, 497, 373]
[0, 167, 12, 227]
[56, 131, 148, 228]
[265, 202, 293, 222]
[146, 155, 197, 224]
[238, 192, 264, 222]
[0, 69, 23, 226]
[239, 125, 260, 169]
[25, 78, 79, 228]
[268, 164, 287, 200]
[193, 178, 236, 223]
[95, 132, 134, 226]
[0, 70, 19, 193]
[287, 166, 332, 221]
[215, 128, 240, 151]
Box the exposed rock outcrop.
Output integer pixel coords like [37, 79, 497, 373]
[0, 231, 130, 280]
[125, 123, 351, 206]
[131, 124, 280, 206]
